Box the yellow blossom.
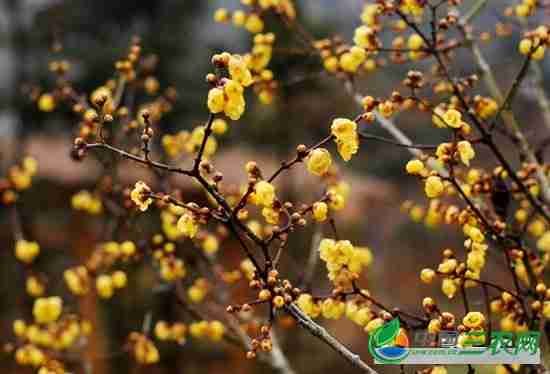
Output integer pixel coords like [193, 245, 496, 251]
[38, 93, 56, 112]
[424, 176, 444, 198]
[15, 240, 40, 264]
[420, 268, 435, 283]
[130, 181, 153, 212]
[457, 141, 475, 166]
[441, 108, 463, 128]
[254, 180, 276, 207]
[228, 54, 253, 87]
[96, 275, 114, 299]
[441, 278, 457, 298]
[26, 276, 45, 297]
[407, 34, 424, 50]
[463, 311, 485, 329]
[331, 118, 359, 161]
[307, 148, 332, 176]
[33, 297, 63, 324]
[406, 159, 425, 175]
[313, 202, 328, 222]
[245, 13, 264, 33]
[177, 213, 198, 238]
[207, 88, 226, 114]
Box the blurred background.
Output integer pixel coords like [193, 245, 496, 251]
[0, 0, 546, 373]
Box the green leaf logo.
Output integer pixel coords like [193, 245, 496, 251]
[374, 318, 400, 347]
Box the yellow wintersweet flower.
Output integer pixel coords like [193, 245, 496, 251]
[33, 297, 63, 324]
[441, 108, 463, 128]
[202, 235, 219, 254]
[160, 258, 186, 281]
[254, 180, 276, 207]
[15, 240, 40, 263]
[207, 87, 226, 114]
[313, 202, 328, 222]
[262, 206, 280, 224]
[112, 271, 128, 289]
[331, 118, 357, 140]
[405, 159, 425, 175]
[38, 93, 56, 112]
[400, 0, 424, 16]
[331, 118, 359, 161]
[213, 8, 229, 23]
[26, 276, 45, 297]
[365, 318, 384, 333]
[228, 55, 253, 87]
[457, 141, 475, 166]
[441, 278, 457, 298]
[22, 157, 38, 175]
[307, 148, 332, 176]
[543, 301, 550, 319]
[134, 335, 159, 364]
[10, 167, 32, 190]
[64, 266, 90, 295]
[177, 213, 198, 238]
[438, 258, 458, 274]
[130, 181, 153, 212]
[424, 176, 444, 198]
[407, 34, 424, 50]
[211, 118, 228, 135]
[537, 231, 550, 251]
[296, 294, 320, 318]
[321, 298, 345, 319]
[96, 274, 114, 299]
[224, 93, 246, 120]
[207, 320, 225, 342]
[361, 4, 381, 26]
[463, 311, 485, 329]
[353, 26, 376, 49]
[245, 13, 264, 33]
[420, 268, 435, 283]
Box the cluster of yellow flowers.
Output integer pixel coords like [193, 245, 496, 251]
[318, 238, 373, 286]
[26, 276, 45, 297]
[330, 118, 359, 161]
[95, 271, 128, 299]
[64, 266, 90, 295]
[421, 240, 487, 299]
[13, 317, 90, 374]
[129, 333, 159, 365]
[189, 320, 226, 342]
[161, 119, 227, 159]
[130, 181, 153, 211]
[154, 321, 187, 344]
[473, 96, 499, 119]
[158, 255, 186, 282]
[214, 0, 296, 34]
[296, 292, 375, 327]
[71, 190, 103, 214]
[515, 0, 538, 17]
[518, 25, 548, 60]
[207, 53, 253, 120]
[33, 297, 63, 324]
[399, 0, 424, 17]
[102, 240, 137, 260]
[0, 157, 38, 204]
[14, 316, 91, 354]
[188, 278, 210, 303]
[15, 239, 41, 264]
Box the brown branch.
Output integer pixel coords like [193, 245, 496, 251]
[285, 304, 378, 374]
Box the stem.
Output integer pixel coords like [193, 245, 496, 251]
[285, 304, 378, 374]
